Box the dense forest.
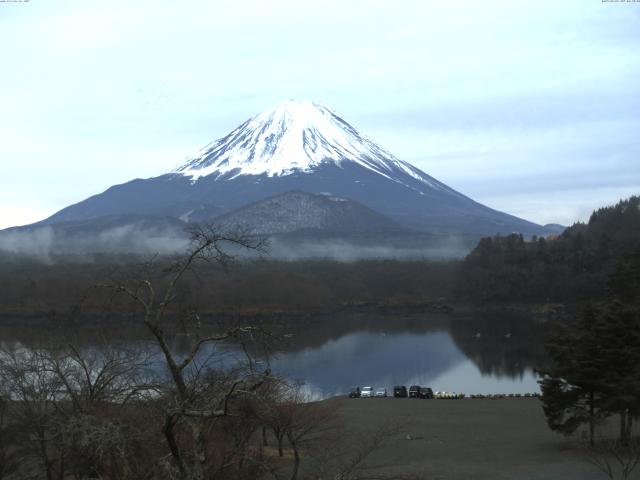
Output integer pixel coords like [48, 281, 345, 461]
[0, 196, 638, 319]
[0, 255, 456, 319]
[455, 196, 640, 303]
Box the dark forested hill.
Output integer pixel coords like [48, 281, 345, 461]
[1, 197, 637, 318]
[455, 196, 640, 303]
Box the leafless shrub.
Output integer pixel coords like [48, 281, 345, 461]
[0, 225, 415, 480]
[585, 438, 640, 480]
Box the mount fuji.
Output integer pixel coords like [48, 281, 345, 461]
[3, 100, 557, 256]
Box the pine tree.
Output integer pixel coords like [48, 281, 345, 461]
[537, 307, 607, 446]
[592, 301, 640, 445]
[538, 302, 640, 445]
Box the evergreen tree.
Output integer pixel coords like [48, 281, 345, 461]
[537, 307, 607, 446]
[593, 301, 640, 445]
[538, 302, 640, 445]
[609, 248, 640, 306]
[456, 195, 640, 303]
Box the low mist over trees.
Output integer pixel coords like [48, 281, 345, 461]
[3, 197, 638, 318]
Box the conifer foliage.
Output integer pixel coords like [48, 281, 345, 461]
[457, 196, 640, 302]
[538, 259, 640, 446]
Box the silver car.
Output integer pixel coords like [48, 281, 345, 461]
[360, 386, 374, 397]
[375, 387, 387, 397]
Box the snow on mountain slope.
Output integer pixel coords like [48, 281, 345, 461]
[20, 99, 554, 239]
[175, 100, 457, 196]
[212, 190, 404, 235]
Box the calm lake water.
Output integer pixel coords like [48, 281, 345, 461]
[201, 310, 548, 399]
[262, 316, 544, 397]
[269, 331, 539, 398]
[0, 309, 548, 399]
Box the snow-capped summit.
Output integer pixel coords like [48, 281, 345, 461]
[27, 99, 555, 239]
[175, 100, 445, 193]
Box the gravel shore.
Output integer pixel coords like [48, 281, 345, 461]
[328, 396, 610, 480]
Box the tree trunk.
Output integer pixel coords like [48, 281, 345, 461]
[163, 414, 188, 479]
[277, 434, 284, 457]
[620, 410, 629, 446]
[56, 451, 64, 480]
[589, 391, 595, 447]
[287, 434, 300, 480]
[38, 429, 53, 480]
[290, 444, 300, 480]
[262, 426, 268, 447]
[190, 421, 206, 480]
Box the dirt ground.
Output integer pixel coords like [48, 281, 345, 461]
[325, 396, 625, 480]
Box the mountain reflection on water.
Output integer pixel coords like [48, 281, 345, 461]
[260, 311, 547, 398]
[0, 309, 548, 399]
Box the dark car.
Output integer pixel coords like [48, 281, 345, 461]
[393, 385, 407, 397]
[348, 386, 361, 398]
[409, 385, 421, 398]
[419, 387, 434, 399]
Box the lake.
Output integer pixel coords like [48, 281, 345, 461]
[0, 309, 549, 400]
[199, 310, 548, 399]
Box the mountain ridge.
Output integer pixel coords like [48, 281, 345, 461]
[211, 190, 406, 236]
[5, 100, 558, 246]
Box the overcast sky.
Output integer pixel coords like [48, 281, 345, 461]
[1, 0, 639, 229]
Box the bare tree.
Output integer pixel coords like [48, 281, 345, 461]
[283, 395, 333, 480]
[585, 438, 640, 480]
[1, 224, 424, 480]
[50, 342, 158, 479]
[103, 224, 272, 480]
[254, 381, 335, 479]
[308, 416, 413, 480]
[0, 392, 19, 480]
[257, 380, 294, 458]
[0, 345, 67, 480]
[0, 340, 161, 480]
[256, 382, 412, 480]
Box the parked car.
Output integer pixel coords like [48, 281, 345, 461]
[360, 386, 374, 398]
[375, 387, 387, 397]
[349, 386, 361, 398]
[393, 385, 407, 397]
[435, 391, 464, 399]
[419, 387, 434, 399]
[409, 385, 421, 398]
